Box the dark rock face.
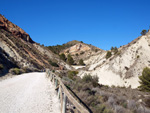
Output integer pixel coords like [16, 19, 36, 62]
[0, 47, 18, 77]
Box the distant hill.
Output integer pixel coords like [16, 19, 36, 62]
[47, 40, 104, 65]
[47, 40, 81, 54]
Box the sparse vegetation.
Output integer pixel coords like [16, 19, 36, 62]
[79, 59, 85, 65]
[59, 53, 66, 61]
[106, 51, 112, 59]
[141, 29, 147, 35]
[67, 71, 78, 80]
[62, 70, 150, 113]
[95, 49, 98, 52]
[75, 53, 78, 56]
[47, 40, 81, 54]
[138, 67, 150, 92]
[82, 74, 99, 87]
[11, 68, 23, 75]
[111, 46, 118, 54]
[48, 60, 59, 67]
[67, 54, 74, 65]
[80, 51, 85, 55]
[0, 64, 4, 70]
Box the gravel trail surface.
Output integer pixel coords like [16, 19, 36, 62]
[0, 72, 60, 113]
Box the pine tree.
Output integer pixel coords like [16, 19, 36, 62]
[138, 67, 150, 92]
[141, 29, 147, 35]
[106, 51, 112, 59]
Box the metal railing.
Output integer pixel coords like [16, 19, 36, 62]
[46, 69, 90, 113]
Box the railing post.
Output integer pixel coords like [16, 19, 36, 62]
[60, 86, 63, 112]
[53, 75, 55, 84]
[62, 93, 67, 113]
[55, 79, 58, 88]
[58, 85, 60, 98]
[51, 74, 53, 81]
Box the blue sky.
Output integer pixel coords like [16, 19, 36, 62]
[1, 0, 150, 50]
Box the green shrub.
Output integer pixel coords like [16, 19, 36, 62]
[95, 49, 98, 52]
[75, 53, 79, 56]
[82, 74, 99, 87]
[67, 54, 74, 65]
[137, 55, 140, 58]
[79, 59, 85, 65]
[111, 46, 118, 54]
[80, 51, 85, 55]
[82, 74, 93, 83]
[68, 71, 78, 80]
[12, 68, 22, 75]
[0, 64, 4, 70]
[141, 29, 147, 35]
[92, 75, 99, 87]
[59, 53, 66, 61]
[48, 60, 59, 67]
[138, 67, 150, 91]
[106, 51, 112, 59]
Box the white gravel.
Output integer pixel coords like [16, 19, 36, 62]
[0, 72, 61, 113]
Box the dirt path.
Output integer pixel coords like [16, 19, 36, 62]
[0, 72, 60, 113]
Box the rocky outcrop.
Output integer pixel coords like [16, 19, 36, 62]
[62, 43, 91, 55]
[61, 43, 103, 65]
[0, 14, 34, 43]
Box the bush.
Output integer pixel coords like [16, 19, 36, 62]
[92, 75, 99, 87]
[75, 53, 78, 56]
[82, 74, 99, 87]
[82, 74, 93, 83]
[0, 64, 4, 70]
[95, 49, 98, 52]
[111, 46, 118, 54]
[68, 71, 78, 80]
[48, 60, 59, 67]
[144, 97, 150, 108]
[80, 51, 85, 55]
[67, 54, 74, 65]
[59, 53, 66, 61]
[79, 59, 85, 65]
[138, 67, 150, 91]
[141, 29, 147, 35]
[11, 68, 22, 75]
[106, 51, 112, 59]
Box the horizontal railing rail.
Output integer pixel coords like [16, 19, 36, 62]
[46, 69, 90, 113]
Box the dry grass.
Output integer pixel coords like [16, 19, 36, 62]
[62, 71, 150, 113]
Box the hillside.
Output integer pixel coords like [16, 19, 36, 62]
[0, 14, 71, 76]
[47, 40, 81, 54]
[48, 40, 104, 65]
[78, 31, 150, 88]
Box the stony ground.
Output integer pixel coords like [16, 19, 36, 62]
[0, 72, 60, 113]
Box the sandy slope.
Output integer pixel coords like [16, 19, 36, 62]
[79, 32, 150, 88]
[0, 72, 60, 113]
